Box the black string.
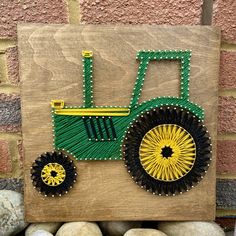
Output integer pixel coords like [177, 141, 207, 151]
[102, 117, 111, 140]
[83, 118, 92, 139]
[89, 118, 98, 140]
[96, 117, 104, 140]
[109, 117, 117, 139]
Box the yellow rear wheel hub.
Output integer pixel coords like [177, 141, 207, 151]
[41, 163, 66, 186]
[139, 124, 196, 182]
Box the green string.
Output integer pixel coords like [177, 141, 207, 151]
[53, 97, 204, 161]
[52, 50, 204, 161]
[83, 57, 93, 107]
[130, 50, 191, 107]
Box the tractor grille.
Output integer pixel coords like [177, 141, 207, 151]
[82, 117, 117, 141]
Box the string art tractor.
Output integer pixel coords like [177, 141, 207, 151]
[31, 50, 212, 197]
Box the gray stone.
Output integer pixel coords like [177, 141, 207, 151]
[56, 222, 102, 236]
[158, 221, 225, 236]
[225, 231, 234, 236]
[217, 179, 236, 209]
[31, 230, 53, 236]
[99, 221, 142, 236]
[0, 94, 21, 126]
[26, 222, 62, 236]
[0, 190, 28, 236]
[124, 228, 168, 236]
[0, 178, 23, 193]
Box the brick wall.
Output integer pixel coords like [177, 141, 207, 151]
[212, 0, 236, 219]
[0, 0, 235, 219]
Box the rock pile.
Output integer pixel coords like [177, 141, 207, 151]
[0, 190, 227, 236]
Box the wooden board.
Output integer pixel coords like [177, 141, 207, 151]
[18, 24, 221, 222]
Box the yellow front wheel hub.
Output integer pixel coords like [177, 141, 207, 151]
[139, 124, 196, 182]
[41, 163, 66, 186]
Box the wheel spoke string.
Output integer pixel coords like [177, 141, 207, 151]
[139, 123, 196, 181]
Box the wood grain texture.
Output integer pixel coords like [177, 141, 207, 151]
[18, 24, 221, 222]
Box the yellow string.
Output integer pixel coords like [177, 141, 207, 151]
[54, 107, 130, 116]
[41, 163, 66, 186]
[139, 124, 196, 182]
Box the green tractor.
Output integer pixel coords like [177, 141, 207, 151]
[31, 50, 212, 197]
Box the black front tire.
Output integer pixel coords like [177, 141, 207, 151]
[31, 151, 77, 197]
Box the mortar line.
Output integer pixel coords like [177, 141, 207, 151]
[201, 0, 213, 25]
[67, 0, 80, 24]
[0, 39, 17, 51]
[0, 53, 7, 83]
[0, 86, 20, 94]
[217, 174, 236, 180]
[0, 133, 22, 140]
[217, 133, 236, 141]
[216, 209, 236, 217]
[221, 42, 236, 50]
[219, 90, 236, 98]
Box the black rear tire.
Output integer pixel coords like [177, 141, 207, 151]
[122, 106, 212, 196]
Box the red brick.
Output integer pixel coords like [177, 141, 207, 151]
[213, 0, 236, 43]
[217, 140, 236, 174]
[17, 140, 23, 168]
[0, 0, 69, 39]
[80, 0, 203, 25]
[6, 47, 19, 85]
[215, 218, 235, 231]
[0, 140, 12, 172]
[218, 96, 236, 133]
[0, 125, 20, 133]
[219, 51, 236, 89]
